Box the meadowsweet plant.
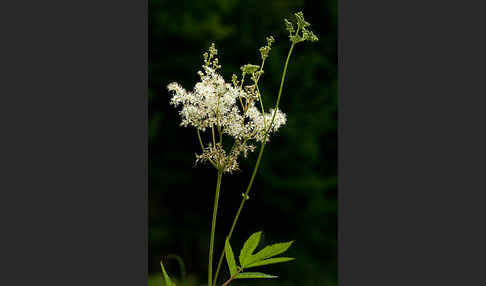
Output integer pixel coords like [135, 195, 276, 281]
[162, 11, 318, 286]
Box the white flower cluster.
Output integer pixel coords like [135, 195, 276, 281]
[167, 43, 286, 173]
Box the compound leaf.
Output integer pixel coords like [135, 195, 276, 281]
[239, 231, 262, 267]
[245, 241, 294, 266]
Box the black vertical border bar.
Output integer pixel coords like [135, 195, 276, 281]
[0, 0, 147, 285]
[340, 0, 486, 285]
[337, 0, 344, 282]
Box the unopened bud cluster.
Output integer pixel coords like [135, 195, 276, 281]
[285, 11, 319, 43]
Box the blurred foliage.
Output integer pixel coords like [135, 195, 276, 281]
[149, 0, 337, 285]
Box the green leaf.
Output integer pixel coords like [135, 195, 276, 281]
[239, 231, 262, 267]
[245, 241, 294, 266]
[160, 260, 175, 286]
[235, 272, 278, 279]
[224, 239, 237, 276]
[245, 257, 295, 268]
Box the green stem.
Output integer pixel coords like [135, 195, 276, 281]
[197, 129, 217, 168]
[211, 126, 216, 147]
[213, 144, 266, 286]
[197, 129, 205, 150]
[212, 42, 296, 286]
[256, 84, 266, 128]
[221, 268, 243, 286]
[237, 73, 246, 109]
[209, 171, 223, 286]
[266, 42, 294, 133]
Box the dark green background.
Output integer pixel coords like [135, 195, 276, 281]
[149, 0, 337, 285]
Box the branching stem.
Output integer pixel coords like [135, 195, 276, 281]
[212, 41, 296, 286]
[220, 269, 242, 286]
[197, 129, 217, 168]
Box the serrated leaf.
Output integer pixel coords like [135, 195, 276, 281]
[224, 239, 237, 276]
[160, 260, 175, 286]
[239, 231, 262, 267]
[235, 272, 278, 279]
[245, 257, 295, 268]
[245, 241, 294, 266]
